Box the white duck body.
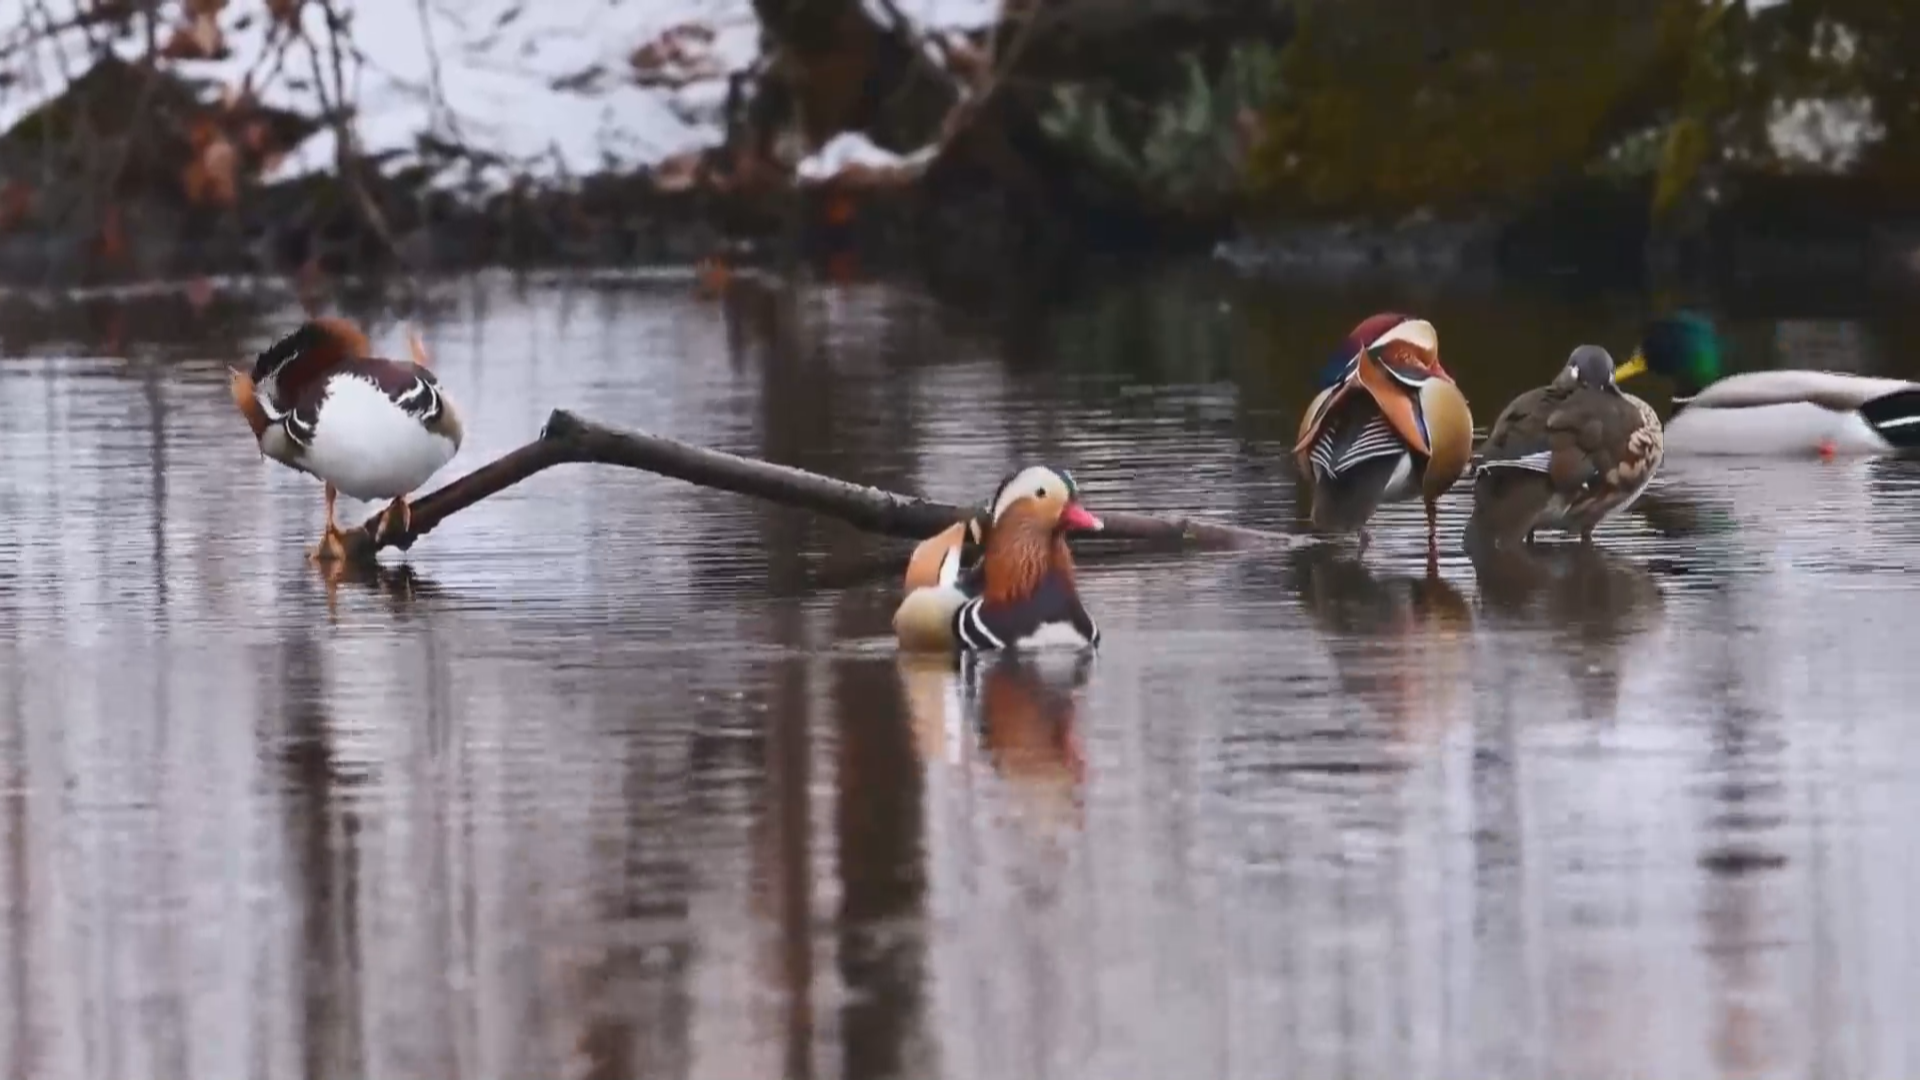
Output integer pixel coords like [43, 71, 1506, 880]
[260, 373, 460, 500]
[1665, 370, 1920, 457]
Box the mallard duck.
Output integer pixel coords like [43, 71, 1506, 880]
[228, 317, 465, 561]
[1471, 345, 1663, 548]
[1616, 311, 1920, 457]
[892, 465, 1102, 652]
[1294, 312, 1474, 552]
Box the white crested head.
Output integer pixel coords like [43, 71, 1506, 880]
[991, 465, 1075, 523]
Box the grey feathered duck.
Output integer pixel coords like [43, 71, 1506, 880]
[1470, 345, 1665, 549]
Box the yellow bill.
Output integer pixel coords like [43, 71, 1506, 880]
[1614, 350, 1649, 382]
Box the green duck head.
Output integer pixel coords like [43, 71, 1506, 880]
[1616, 311, 1724, 399]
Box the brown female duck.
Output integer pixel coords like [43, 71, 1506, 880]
[1470, 345, 1664, 548]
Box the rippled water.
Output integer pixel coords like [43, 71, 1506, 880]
[2, 266, 1920, 1079]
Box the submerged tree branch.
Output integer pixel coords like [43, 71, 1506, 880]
[337, 408, 1295, 561]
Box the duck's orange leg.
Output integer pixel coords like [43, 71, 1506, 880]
[310, 482, 347, 563]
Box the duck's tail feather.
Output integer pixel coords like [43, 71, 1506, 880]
[1856, 388, 1920, 450]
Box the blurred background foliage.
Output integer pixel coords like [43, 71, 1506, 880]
[1028, 0, 1920, 226]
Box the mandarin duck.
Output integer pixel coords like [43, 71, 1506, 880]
[893, 465, 1102, 652]
[1617, 311, 1920, 457]
[1294, 312, 1474, 553]
[1470, 345, 1663, 549]
[228, 317, 464, 561]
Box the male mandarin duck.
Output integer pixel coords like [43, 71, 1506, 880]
[1617, 311, 1920, 457]
[893, 465, 1102, 653]
[228, 317, 464, 561]
[1293, 312, 1474, 552]
[1471, 345, 1663, 548]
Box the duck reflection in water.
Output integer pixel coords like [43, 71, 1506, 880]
[1285, 545, 1473, 744]
[313, 557, 442, 619]
[894, 650, 1092, 834]
[1467, 534, 1666, 720]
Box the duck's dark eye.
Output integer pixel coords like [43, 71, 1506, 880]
[1035, 487, 1047, 499]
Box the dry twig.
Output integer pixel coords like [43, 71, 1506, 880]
[338, 408, 1294, 562]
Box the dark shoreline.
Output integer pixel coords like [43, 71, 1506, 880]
[1, 171, 1916, 307]
[0, 168, 1916, 337]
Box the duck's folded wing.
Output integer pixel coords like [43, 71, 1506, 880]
[1354, 349, 1430, 456]
[1296, 349, 1433, 463]
[905, 520, 973, 591]
[1694, 370, 1919, 412]
[1543, 406, 1605, 491]
[1475, 389, 1554, 470]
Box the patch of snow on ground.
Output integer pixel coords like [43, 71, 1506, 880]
[0, 0, 998, 187]
[861, 0, 1001, 33]
[1769, 96, 1881, 171]
[795, 132, 938, 182]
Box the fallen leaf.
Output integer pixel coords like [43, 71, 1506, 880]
[186, 275, 216, 313]
[98, 204, 127, 267]
[0, 180, 31, 232]
[160, 14, 227, 60]
[202, 137, 238, 206]
[695, 254, 731, 299]
[825, 249, 860, 282]
[191, 13, 223, 56]
[629, 22, 723, 87]
[242, 117, 273, 153]
[651, 149, 703, 193]
[823, 193, 857, 226]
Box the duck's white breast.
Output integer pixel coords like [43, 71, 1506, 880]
[305, 376, 460, 499]
[1015, 620, 1096, 649]
[1665, 400, 1890, 457]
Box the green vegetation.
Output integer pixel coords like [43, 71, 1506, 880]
[1036, 0, 1920, 224]
[1037, 42, 1286, 216]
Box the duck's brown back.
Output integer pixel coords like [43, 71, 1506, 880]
[1543, 386, 1656, 492]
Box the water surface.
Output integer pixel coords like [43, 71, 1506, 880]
[1, 267, 1918, 1080]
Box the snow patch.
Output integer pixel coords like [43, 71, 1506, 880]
[795, 132, 938, 184]
[0, 0, 998, 188]
[1768, 96, 1881, 171]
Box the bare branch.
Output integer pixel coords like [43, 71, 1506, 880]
[337, 408, 1297, 562]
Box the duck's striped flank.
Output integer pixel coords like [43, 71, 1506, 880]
[1309, 414, 1407, 479]
[258, 393, 317, 449]
[955, 598, 1004, 651]
[1479, 450, 1553, 474]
